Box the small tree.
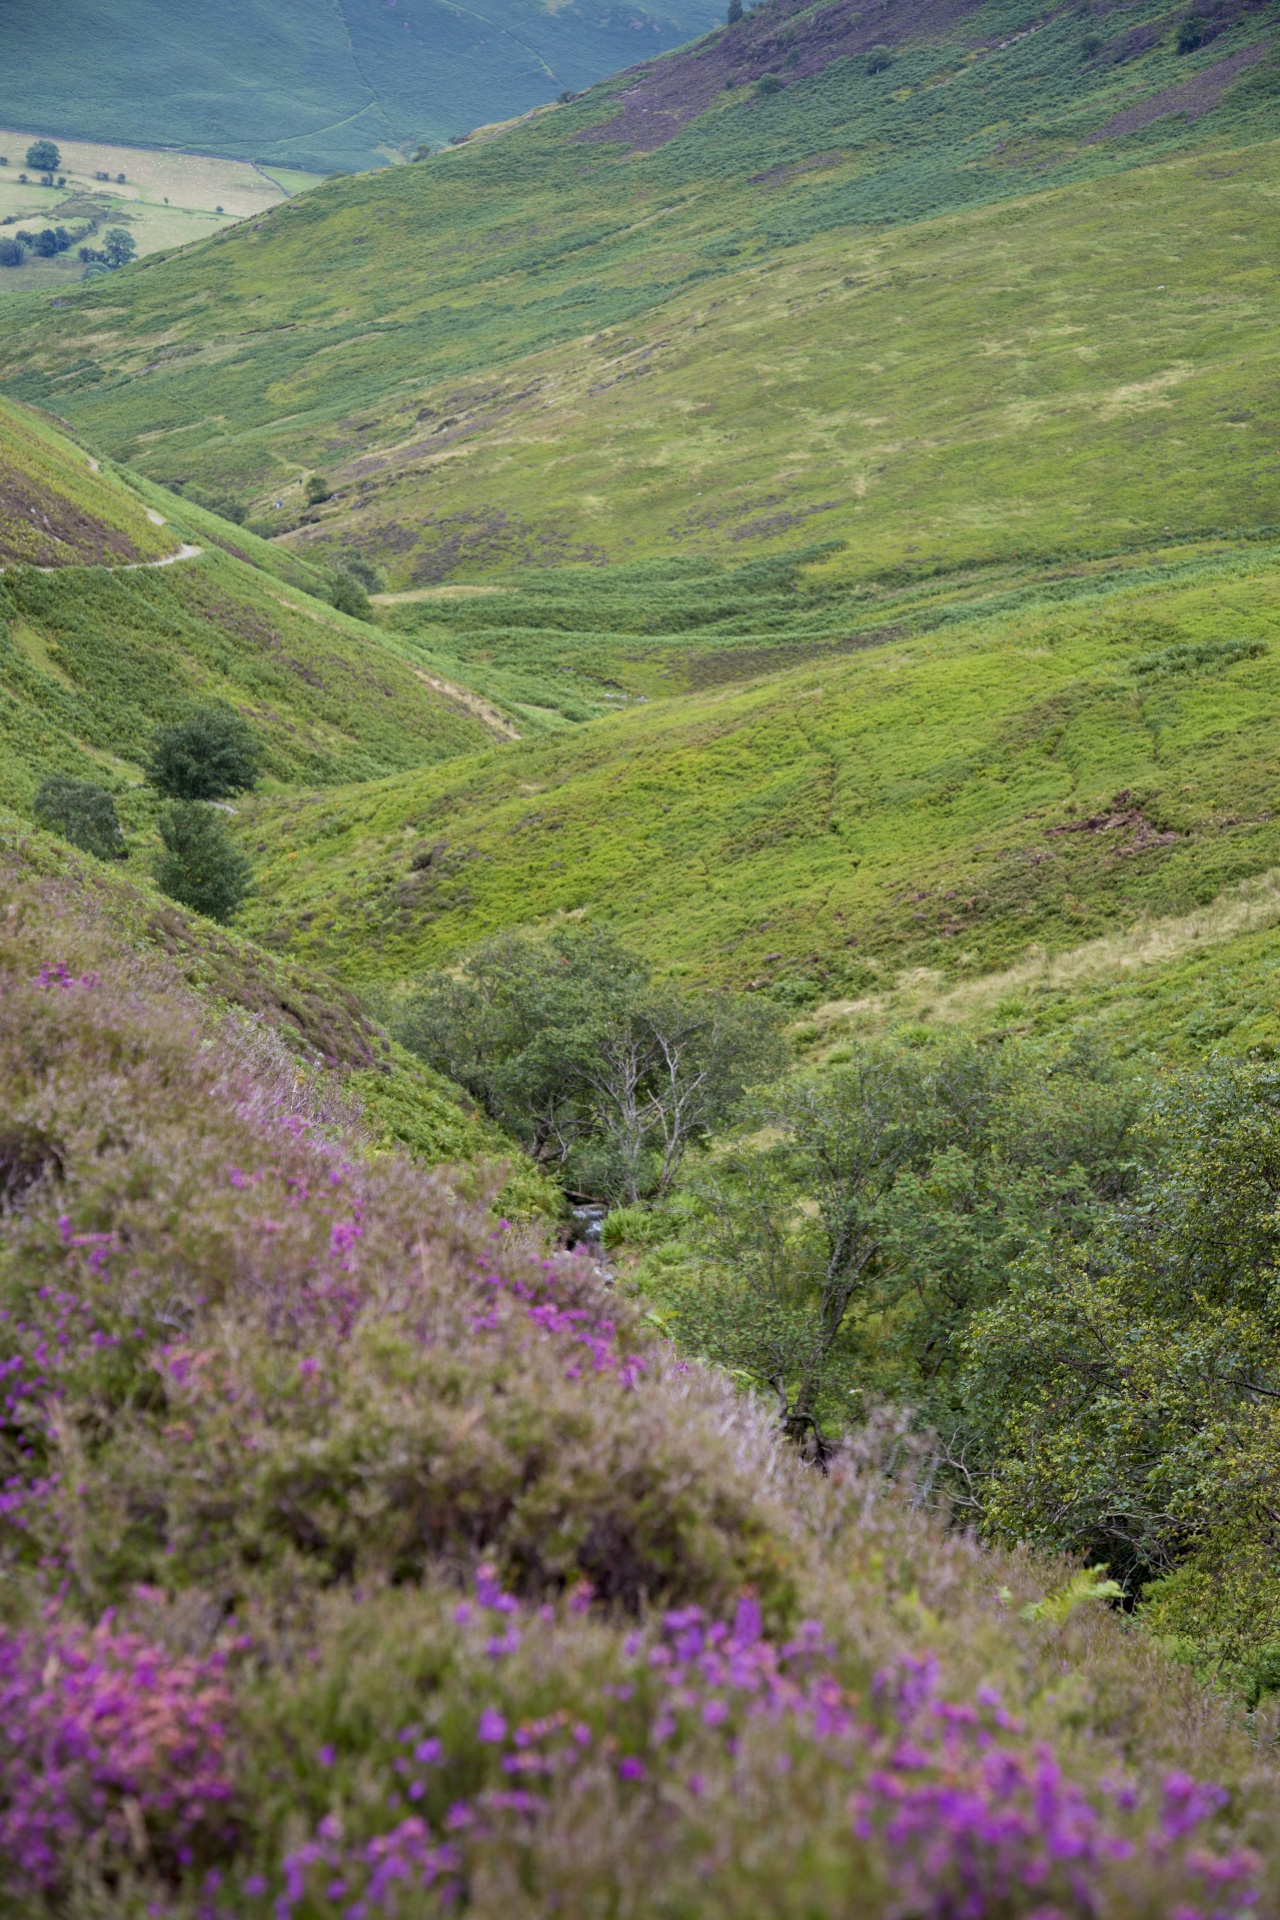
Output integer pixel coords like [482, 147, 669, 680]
[33, 774, 128, 861]
[1176, 13, 1207, 50]
[146, 704, 261, 802]
[102, 228, 136, 269]
[156, 802, 252, 923]
[25, 139, 60, 179]
[0, 238, 23, 268]
[305, 474, 333, 505]
[327, 571, 371, 619]
[727, 0, 743, 21]
[756, 73, 783, 94]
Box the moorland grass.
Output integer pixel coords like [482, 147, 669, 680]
[234, 537, 1280, 997]
[4, 0, 1280, 581]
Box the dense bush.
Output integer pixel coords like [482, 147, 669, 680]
[326, 570, 372, 618]
[396, 927, 788, 1201]
[147, 703, 261, 802]
[31, 773, 127, 861]
[964, 1059, 1280, 1686]
[156, 800, 253, 922]
[646, 1034, 1139, 1443]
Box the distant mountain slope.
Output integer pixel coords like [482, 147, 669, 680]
[0, 0, 723, 173]
[4, 0, 1278, 585]
[0, 396, 174, 566]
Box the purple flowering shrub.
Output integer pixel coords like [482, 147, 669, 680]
[0, 1612, 237, 1901]
[0, 896, 793, 1618]
[209, 1572, 1259, 1920]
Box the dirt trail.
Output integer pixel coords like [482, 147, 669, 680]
[412, 667, 520, 740]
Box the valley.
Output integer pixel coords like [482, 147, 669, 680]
[8, 0, 1280, 1909]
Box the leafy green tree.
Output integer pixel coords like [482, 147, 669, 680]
[101, 228, 136, 269]
[25, 140, 60, 178]
[146, 704, 261, 802]
[962, 1059, 1280, 1679]
[396, 927, 786, 1202]
[305, 475, 333, 505]
[327, 571, 371, 619]
[668, 1036, 1139, 1445]
[341, 552, 385, 593]
[32, 774, 128, 861]
[726, 0, 743, 21]
[0, 238, 23, 268]
[155, 802, 252, 923]
[1176, 13, 1207, 51]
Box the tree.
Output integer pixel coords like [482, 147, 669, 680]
[0, 239, 23, 268]
[396, 927, 786, 1201]
[101, 228, 136, 269]
[25, 140, 60, 179]
[155, 802, 252, 923]
[1176, 13, 1207, 50]
[756, 73, 783, 94]
[327, 571, 371, 619]
[962, 1059, 1280, 1682]
[146, 704, 261, 802]
[305, 475, 333, 505]
[727, 0, 743, 21]
[32, 774, 128, 862]
[669, 1036, 1139, 1445]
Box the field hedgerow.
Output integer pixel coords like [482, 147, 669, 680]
[4, 833, 1280, 1917]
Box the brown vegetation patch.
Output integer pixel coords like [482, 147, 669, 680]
[573, 0, 987, 152]
[407, 508, 607, 584]
[1046, 792, 1182, 857]
[749, 149, 849, 188]
[1089, 39, 1268, 138]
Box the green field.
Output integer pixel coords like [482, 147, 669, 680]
[0, 125, 321, 294]
[0, 0, 723, 176]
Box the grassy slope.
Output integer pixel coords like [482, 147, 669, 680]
[2, 0, 1279, 584]
[0, 401, 495, 815]
[0, 0, 722, 176]
[233, 536, 1280, 995]
[0, 396, 174, 565]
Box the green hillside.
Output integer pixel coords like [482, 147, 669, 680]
[2, 0, 1278, 588]
[232, 535, 1280, 1001]
[0, 395, 175, 566]
[0, 0, 722, 175]
[0, 401, 497, 823]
